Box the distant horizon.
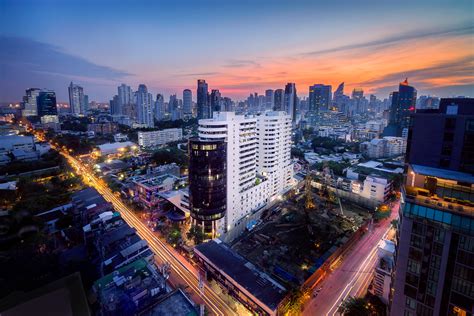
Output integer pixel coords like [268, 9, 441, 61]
[1, 0, 473, 102]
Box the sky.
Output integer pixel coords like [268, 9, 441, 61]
[0, 0, 473, 102]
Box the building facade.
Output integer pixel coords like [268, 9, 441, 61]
[137, 128, 183, 148]
[284, 83, 297, 123]
[68, 82, 86, 115]
[197, 79, 210, 119]
[183, 89, 192, 117]
[136, 84, 154, 128]
[391, 98, 474, 316]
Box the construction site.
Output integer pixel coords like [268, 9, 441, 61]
[232, 169, 371, 287]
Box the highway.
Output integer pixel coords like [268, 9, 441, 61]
[303, 202, 399, 316]
[59, 149, 238, 316]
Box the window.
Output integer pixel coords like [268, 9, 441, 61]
[407, 259, 421, 275]
[406, 297, 417, 310]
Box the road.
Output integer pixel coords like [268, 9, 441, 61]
[303, 202, 399, 316]
[59, 149, 238, 316]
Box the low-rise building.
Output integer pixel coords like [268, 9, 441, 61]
[359, 136, 406, 159]
[370, 239, 395, 305]
[138, 128, 183, 148]
[195, 239, 286, 316]
[95, 141, 137, 156]
[132, 174, 178, 209]
[87, 122, 118, 135]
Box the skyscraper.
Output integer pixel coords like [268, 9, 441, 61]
[37, 90, 57, 117]
[197, 79, 210, 119]
[273, 89, 284, 111]
[169, 94, 182, 121]
[117, 84, 133, 115]
[183, 89, 192, 116]
[21, 88, 41, 117]
[309, 84, 332, 114]
[383, 79, 417, 137]
[284, 83, 297, 122]
[265, 89, 274, 110]
[154, 93, 165, 121]
[391, 98, 474, 316]
[109, 95, 119, 115]
[210, 89, 222, 112]
[68, 82, 86, 115]
[333, 82, 349, 113]
[136, 84, 154, 128]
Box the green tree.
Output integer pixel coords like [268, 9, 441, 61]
[186, 225, 204, 245]
[338, 296, 377, 316]
[168, 225, 182, 246]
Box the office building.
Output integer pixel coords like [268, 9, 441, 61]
[391, 97, 474, 316]
[109, 95, 120, 115]
[265, 89, 274, 110]
[136, 84, 154, 128]
[210, 89, 221, 112]
[117, 84, 133, 110]
[284, 83, 297, 122]
[137, 128, 183, 148]
[68, 82, 86, 115]
[188, 138, 227, 235]
[197, 79, 210, 119]
[256, 111, 293, 197]
[37, 90, 58, 117]
[309, 84, 332, 114]
[183, 89, 192, 116]
[169, 94, 182, 121]
[222, 97, 233, 112]
[273, 89, 284, 111]
[154, 93, 165, 121]
[21, 88, 41, 117]
[383, 79, 417, 137]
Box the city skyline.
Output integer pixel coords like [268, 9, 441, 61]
[1, 0, 473, 102]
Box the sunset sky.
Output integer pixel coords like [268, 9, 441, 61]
[1, 0, 473, 102]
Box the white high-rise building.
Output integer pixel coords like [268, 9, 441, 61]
[256, 111, 293, 198]
[68, 82, 86, 115]
[196, 111, 293, 236]
[136, 84, 154, 128]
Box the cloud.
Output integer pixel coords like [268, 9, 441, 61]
[0, 36, 131, 101]
[223, 59, 261, 68]
[359, 55, 474, 90]
[300, 24, 474, 57]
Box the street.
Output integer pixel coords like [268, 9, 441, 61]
[303, 202, 399, 316]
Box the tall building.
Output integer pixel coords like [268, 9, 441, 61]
[284, 83, 297, 122]
[351, 88, 365, 114]
[154, 94, 165, 121]
[273, 89, 284, 111]
[188, 138, 227, 236]
[68, 82, 86, 115]
[21, 88, 41, 117]
[391, 97, 474, 316]
[197, 79, 210, 119]
[383, 79, 417, 137]
[37, 90, 57, 117]
[265, 89, 274, 110]
[136, 84, 154, 128]
[256, 111, 293, 197]
[210, 89, 221, 112]
[309, 84, 332, 114]
[110, 95, 121, 115]
[222, 97, 233, 112]
[117, 84, 133, 115]
[169, 94, 182, 121]
[183, 89, 192, 116]
[191, 111, 293, 238]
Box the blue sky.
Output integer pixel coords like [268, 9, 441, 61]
[1, 0, 473, 102]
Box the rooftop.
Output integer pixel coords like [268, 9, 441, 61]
[411, 164, 474, 184]
[195, 239, 286, 312]
[141, 289, 198, 316]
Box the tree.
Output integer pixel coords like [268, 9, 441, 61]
[151, 147, 188, 167]
[167, 224, 182, 246]
[338, 296, 377, 316]
[186, 225, 204, 245]
[291, 147, 305, 159]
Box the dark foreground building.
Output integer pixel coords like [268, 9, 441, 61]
[391, 98, 474, 316]
[188, 138, 226, 236]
